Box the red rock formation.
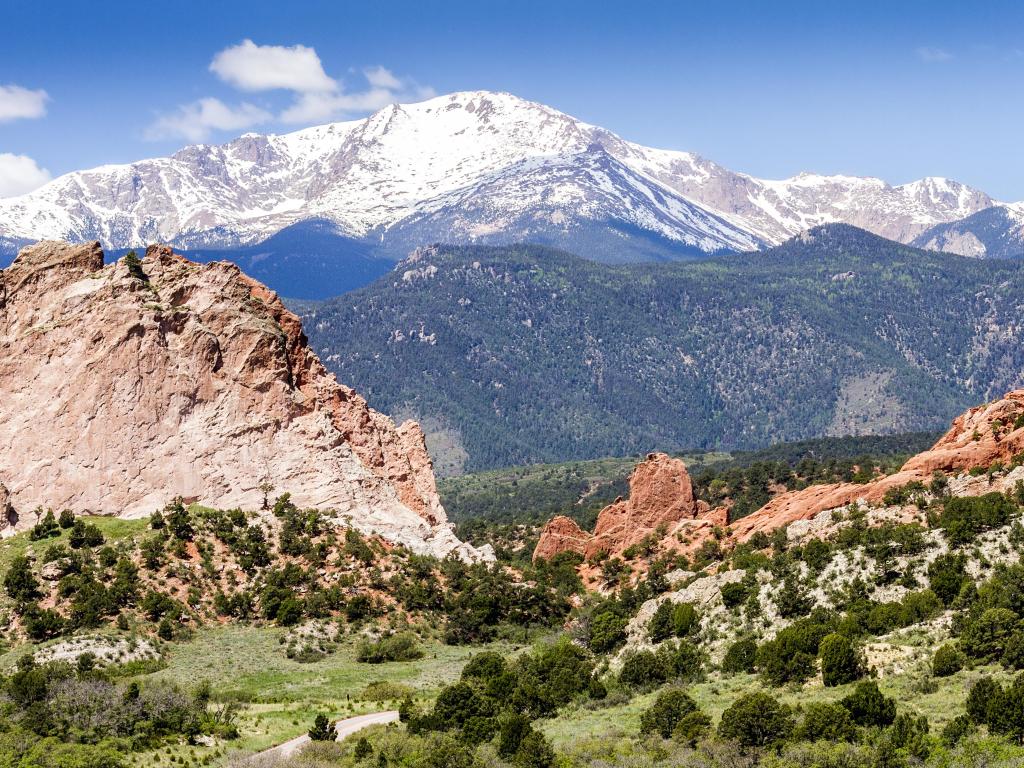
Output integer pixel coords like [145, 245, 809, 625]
[903, 392, 1024, 474]
[534, 516, 591, 561]
[534, 452, 720, 562]
[0, 241, 483, 559]
[535, 390, 1024, 568]
[731, 389, 1024, 543]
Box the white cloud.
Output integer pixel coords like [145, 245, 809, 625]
[0, 84, 49, 123]
[0, 153, 52, 197]
[210, 39, 336, 93]
[916, 46, 953, 63]
[281, 82, 435, 124]
[148, 42, 433, 142]
[364, 66, 403, 90]
[144, 98, 272, 142]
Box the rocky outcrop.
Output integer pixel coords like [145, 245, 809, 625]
[732, 389, 1024, 543]
[902, 391, 1024, 474]
[533, 516, 590, 561]
[534, 452, 726, 563]
[0, 241, 484, 559]
[535, 390, 1024, 572]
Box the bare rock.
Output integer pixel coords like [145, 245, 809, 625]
[534, 452, 715, 563]
[0, 241, 483, 559]
[534, 516, 590, 561]
[731, 388, 1024, 544]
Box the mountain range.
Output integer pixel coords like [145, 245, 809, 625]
[297, 225, 1024, 473]
[1, 91, 1021, 297]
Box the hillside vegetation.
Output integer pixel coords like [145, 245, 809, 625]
[301, 225, 1024, 472]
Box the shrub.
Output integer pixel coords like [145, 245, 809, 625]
[309, 714, 337, 741]
[588, 608, 628, 653]
[819, 633, 864, 687]
[775, 573, 813, 618]
[68, 519, 104, 549]
[939, 493, 1016, 545]
[357, 632, 425, 663]
[960, 607, 1020, 661]
[942, 714, 974, 746]
[722, 638, 757, 674]
[514, 730, 555, 768]
[928, 553, 968, 606]
[966, 677, 1001, 723]
[755, 614, 833, 685]
[640, 689, 699, 738]
[720, 581, 750, 609]
[587, 676, 607, 700]
[1004, 631, 1024, 670]
[794, 702, 858, 742]
[668, 639, 704, 681]
[673, 711, 713, 745]
[718, 691, 794, 748]
[670, 603, 699, 637]
[29, 509, 60, 540]
[21, 603, 65, 640]
[58, 509, 75, 529]
[932, 643, 966, 677]
[619, 650, 671, 688]
[648, 600, 675, 642]
[4, 555, 40, 602]
[801, 538, 832, 572]
[840, 681, 896, 727]
[498, 713, 532, 757]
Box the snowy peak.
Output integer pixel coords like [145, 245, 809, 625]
[0, 90, 1007, 264]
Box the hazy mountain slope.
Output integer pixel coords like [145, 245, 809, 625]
[913, 204, 1024, 259]
[0, 92, 1011, 286]
[176, 219, 393, 299]
[299, 225, 1024, 472]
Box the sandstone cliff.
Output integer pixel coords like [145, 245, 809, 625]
[0, 241, 483, 559]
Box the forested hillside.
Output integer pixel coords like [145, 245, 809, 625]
[301, 225, 1024, 472]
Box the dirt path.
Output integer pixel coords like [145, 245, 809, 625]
[249, 710, 400, 763]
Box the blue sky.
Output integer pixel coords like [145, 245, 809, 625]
[1, 0, 1022, 199]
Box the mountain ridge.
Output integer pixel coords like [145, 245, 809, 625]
[298, 224, 1024, 472]
[1, 91, 1019, 284]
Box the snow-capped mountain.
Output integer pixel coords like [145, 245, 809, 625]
[0, 90, 1016, 269]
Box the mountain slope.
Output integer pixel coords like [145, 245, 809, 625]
[0, 91, 1012, 287]
[913, 204, 1024, 259]
[298, 225, 1024, 472]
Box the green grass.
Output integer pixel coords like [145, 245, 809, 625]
[542, 663, 1013, 750]
[127, 624, 519, 765]
[149, 623, 506, 703]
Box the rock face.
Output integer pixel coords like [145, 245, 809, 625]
[732, 388, 1024, 543]
[0, 241, 483, 559]
[902, 391, 1024, 474]
[534, 452, 726, 562]
[534, 391, 1024, 569]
